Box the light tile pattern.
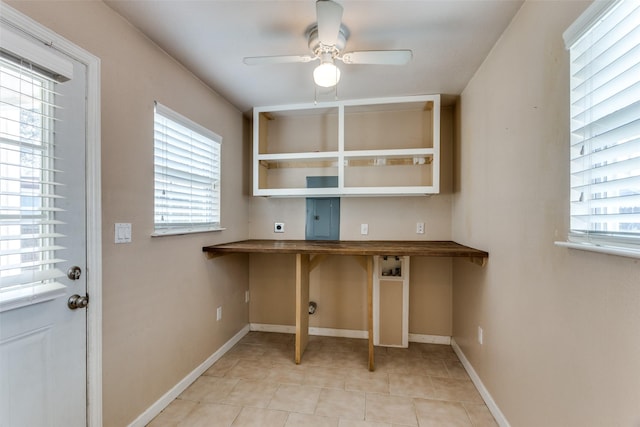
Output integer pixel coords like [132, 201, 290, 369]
[147, 332, 497, 427]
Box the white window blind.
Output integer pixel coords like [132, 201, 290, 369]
[565, 0, 640, 250]
[153, 102, 221, 235]
[0, 55, 67, 307]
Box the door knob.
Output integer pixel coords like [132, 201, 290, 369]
[68, 294, 89, 310]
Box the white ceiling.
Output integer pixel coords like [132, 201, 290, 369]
[104, 0, 524, 113]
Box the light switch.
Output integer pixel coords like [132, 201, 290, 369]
[115, 223, 132, 244]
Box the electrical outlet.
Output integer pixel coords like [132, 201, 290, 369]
[245, 290, 250, 303]
[274, 222, 284, 233]
[360, 224, 369, 235]
[416, 222, 425, 234]
[478, 326, 483, 345]
[216, 306, 222, 321]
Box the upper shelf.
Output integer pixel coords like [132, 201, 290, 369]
[344, 101, 435, 151]
[252, 95, 441, 197]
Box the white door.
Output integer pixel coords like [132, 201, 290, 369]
[0, 24, 88, 427]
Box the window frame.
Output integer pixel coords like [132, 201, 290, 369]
[558, 0, 640, 259]
[152, 102, 223, 236]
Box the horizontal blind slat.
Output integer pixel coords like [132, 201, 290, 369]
[570, 81, 640, 128]
[576, 193, 640, 209]
[572, 9, 640, 80]
[0, 136, 56, 153]
[570, 174, 640, 196]
[153, 155, 215, 176]
[0, 268, 65, 288]
[0, 258, 66, 273]
[0, 244, 66, 257]
[572, 43, 640, 106]
[571, 1, 640, 59]
[570, 117, 640, 153]
[153, 128, 218, 149]
[571, 149, 640, 180]
[571, 99, 640, 138]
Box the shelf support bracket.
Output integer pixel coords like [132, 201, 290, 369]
[309, 254, 328, 272]
[204, 252, 231, 260]
[469, 257, 487, 267]
[354, 256, 368, 271]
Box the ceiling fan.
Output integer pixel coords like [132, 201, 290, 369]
[243, 0, 413, 88]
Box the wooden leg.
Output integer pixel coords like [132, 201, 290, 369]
[367, 256, 375, 371]
[295, 253, 310, 364]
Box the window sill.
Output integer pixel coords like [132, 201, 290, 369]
[554, 241, 640, 260]
[151, 226, 226, 237]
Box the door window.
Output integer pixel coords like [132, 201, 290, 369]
[0, 55, 67, 311]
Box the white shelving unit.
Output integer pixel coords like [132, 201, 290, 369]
[252, 94, 440, 197]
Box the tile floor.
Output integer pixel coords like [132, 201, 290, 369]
[147, 332, 498, 427]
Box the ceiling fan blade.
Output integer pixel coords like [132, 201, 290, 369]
[316, 0, 343, 46]
[243, 55, 315, 65]
[340, 50, 413, 65]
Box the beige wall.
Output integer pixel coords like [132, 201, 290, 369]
[6, 1, 250, 426]
[249, 108, 455, 336]
[13, 1, 636, 426]
[452, 1, 640, 426]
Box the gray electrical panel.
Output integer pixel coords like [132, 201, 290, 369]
[305, 176, 340, 241]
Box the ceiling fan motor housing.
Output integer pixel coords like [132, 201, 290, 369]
[307, 24, 348, 56]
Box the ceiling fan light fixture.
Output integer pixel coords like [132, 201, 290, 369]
[242, 0, 412, 90]
[313, 59, 340, 87]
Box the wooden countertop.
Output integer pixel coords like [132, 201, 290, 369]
[202, 239, 488, 260]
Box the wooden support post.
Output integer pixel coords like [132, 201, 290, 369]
[295, 253, 310, 364]
[367, 256, 375, 371]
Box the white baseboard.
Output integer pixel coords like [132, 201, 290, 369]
[128, 324, 250, 427]
[249, 323, 295, 334]
[250, 324, 450, 345]
[409, 333, 451, 345]
[250, 323, 367, 339]
[451, 338, 510, 427]
[309, 327, 368, 339]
